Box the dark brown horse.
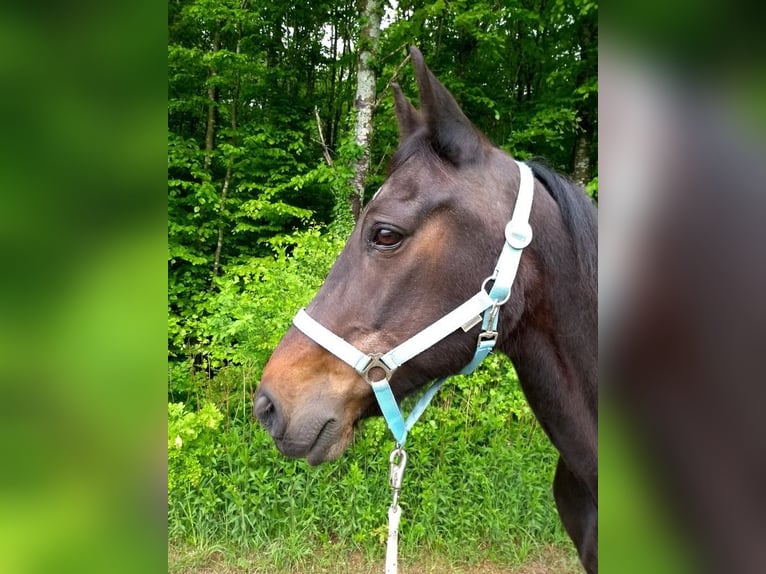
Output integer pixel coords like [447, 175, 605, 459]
[255, 47, 597, 573]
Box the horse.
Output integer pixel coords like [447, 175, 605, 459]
[254, 46, 598, 573]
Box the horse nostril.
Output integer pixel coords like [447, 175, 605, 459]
[254, 390, 284, 437]
[253, 393, 274, 426]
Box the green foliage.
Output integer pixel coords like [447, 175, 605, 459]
[586, 175, 599, 202]
[377, 0, 597, 177]
[168, 401, 224, 492]
[205, 227, 345, 368]
[168, 226, 346, 402]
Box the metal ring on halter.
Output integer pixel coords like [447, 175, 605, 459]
[481, 275, 513, 306]
[360, 353, 396, 384]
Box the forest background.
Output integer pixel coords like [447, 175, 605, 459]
[168, 0, 597, 571]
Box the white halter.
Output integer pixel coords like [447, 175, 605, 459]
[292, 161, 535, 446]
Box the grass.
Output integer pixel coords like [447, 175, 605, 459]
[168, 541, 580, 574]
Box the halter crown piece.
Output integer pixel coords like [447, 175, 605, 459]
[292, 161, 535, 446]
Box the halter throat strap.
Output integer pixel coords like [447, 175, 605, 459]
[292, 161, 534, 445]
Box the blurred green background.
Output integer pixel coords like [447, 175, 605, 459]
[0, 1, 166, 573]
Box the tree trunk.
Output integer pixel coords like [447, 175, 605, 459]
[572, 132, 590, 188]
[571, 10, 597, 189]
[212, 164, 232, 278]
[203, 30, 221, 171]
[349, 0, 381, 221]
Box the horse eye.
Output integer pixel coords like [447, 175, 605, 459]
[372, 228, 403, 249]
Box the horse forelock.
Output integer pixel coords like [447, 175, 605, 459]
[388, 129, 434, 175]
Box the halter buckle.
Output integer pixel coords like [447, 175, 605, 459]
[478, 330, 498, 345]
[360, 353, 396, 384]
[476, 303, 500, 348]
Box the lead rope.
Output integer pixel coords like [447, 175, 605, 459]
[386, 446, 407, 574]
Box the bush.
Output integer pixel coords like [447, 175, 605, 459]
[168, 401, 223, 492]
[168, 226, 346, 405]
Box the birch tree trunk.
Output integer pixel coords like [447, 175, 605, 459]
[212, 164, 232, 278]
[572, 132, 591, 188]
[572, 11, 597, 189]
[349, 0, 381, 221]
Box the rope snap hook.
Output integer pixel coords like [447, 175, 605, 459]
[388, 446, 407, 506]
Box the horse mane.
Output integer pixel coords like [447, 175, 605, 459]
[528, 160, 598, 292]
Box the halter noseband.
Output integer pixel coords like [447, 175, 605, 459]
[292, 161, 534, 446]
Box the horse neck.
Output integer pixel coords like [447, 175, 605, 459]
[496, 163, 598, 408]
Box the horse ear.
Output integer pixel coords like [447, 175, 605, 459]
[409, 45, 485, 165]
[392, 82, 423, 140]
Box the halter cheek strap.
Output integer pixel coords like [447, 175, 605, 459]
[292, 161, 534, 446]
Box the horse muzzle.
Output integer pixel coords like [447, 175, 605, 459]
[254, 386, 349, 465]
[254, 328, 376, 465]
